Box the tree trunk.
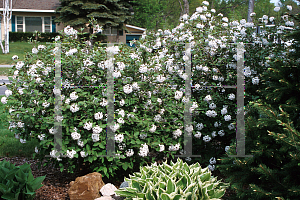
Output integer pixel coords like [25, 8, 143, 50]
[1, 0, 12, 54]
[183, 0, 189, 15]
[247, 0, 255, 22]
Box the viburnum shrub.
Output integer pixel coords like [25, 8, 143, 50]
[1, 1, 295, 180]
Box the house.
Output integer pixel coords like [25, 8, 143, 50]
[0, 0, 145, 46]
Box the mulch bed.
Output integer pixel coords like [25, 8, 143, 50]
[0, 156, 236, 199]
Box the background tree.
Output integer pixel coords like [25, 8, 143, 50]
[55, 0, 135, 37]
[0, 0, 12, 54]
[217, 6, 300, 200]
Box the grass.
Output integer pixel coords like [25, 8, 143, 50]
[0, 41, 47, 65]
[0, 67, 12, 76]
[0, 95, 40, 158]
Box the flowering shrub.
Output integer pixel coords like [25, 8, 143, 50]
[1, 2, 295, 180]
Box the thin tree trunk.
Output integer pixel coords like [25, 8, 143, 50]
[1, 0, 12, 54]
[247, 0, 255, 22]
[183, 0, 189, 15]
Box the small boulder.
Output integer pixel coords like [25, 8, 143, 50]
[68, 172, 105, 200]
[100, 183, 118, 196]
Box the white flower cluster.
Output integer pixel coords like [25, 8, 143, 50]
[66, 48, 78, 56]
[66, 149, 77, 159]
[158, 144, 165, 152]
[174, 90, 183, 100]
[115, 134, 124, 143]
[138, 143, 149, 157]
[196, 123, 204, 130]
[173, 129, 182, 138]
[149, 124, 157, 133]
[64, 26, 78, 37]
[169, 143, 180, 151]
[126, 149, 134, 157]
[91, 133, 100, 142]
[83, 121, 93, 130]
[206, 110, 217, 117]
[106, 46, 119, 55]
[194, 131, 202, 139]
[71, 129, 81, 140]
[70, 103, 80, 113]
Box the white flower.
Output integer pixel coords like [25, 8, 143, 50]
[71, 131, 81, 140]
[92, 125, 103, 134]
[228, 93, 235, 100]
[64, 26, 78, 36]
[240, 19, 246, 24]
[55, 36, 60, 41]
[169, 143, 180, 151]
[80, 151, 88, 158]
[126, 149, 134, 157]
[17, 122, 24, 128]
[225, 146, 230, 152]
[214, 122, 219, 127]
[252, 77, 260, 85]
[149, 124, 157, 133]
[42, 101, 50, 108]
[38, 134, 46, 141]
[65, 98, 71, 104]
[211, 9, 216, 13]
[67, 149, 77, 159]
[35, 147, 39, 154]
[70, 92, 78, 101]
[175, 90, 183, 100]
[196, 23, 204, 29]
[99, 98, 108, 107]
[158, 144, 165, 152]
[156, 75, 166, 83]
[218, 130, 225, 136]
[173, 129, 182, 138]
[106, 46, 119, 55]
[66, 48, 78, 56]
[209, 103, 216, 109]
[204, 95, 212, 102]
[138, 144, 149, 157]
[20, 138, 26, 143]
[274, 7, 280, 12]
[211, 131, 217, 138]
[139, 65, 148, 73]
[5, 90, 12, 97]
[123, 84, 133, 94]
[32, 48, 38, 54]
[154, 114, 162, 122]
[196, 7, 203, 13]
[221, 108, 228, 115]
[202, 1, 209, 6]
[12, 55, 18, 60]
[208, 164, 215, 171]
[83, 121, 93, 130]
[117, 118, 125, 124]
[115, 134, 124, 143]
[209, 157, 216, 164]
[194, 131, 202, 139]
[224, 115, 231, 121]
[49, 127, 57, 134]
[91, 133, 100, 142]
[222, 17, 228, 22]
[250, 12, 256, 17]
[70, 103, 80, 113]
[206, 110, 217, 117]
[38, 45, 46, 50]
[228, 123, 235, 130]
[200, 15, 207, 21]
[287, 5, 292, 11]
[119, 99, 125, 106]
[203, 135, 211, 142]
[196, 123, 204, 130]
[77, 139, 84, 147]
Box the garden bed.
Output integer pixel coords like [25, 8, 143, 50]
[0, 155, 236, 200]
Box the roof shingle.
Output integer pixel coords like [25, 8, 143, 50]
[0, 0, 61, 10]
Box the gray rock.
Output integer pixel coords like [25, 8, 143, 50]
[119, 181, 129, 189]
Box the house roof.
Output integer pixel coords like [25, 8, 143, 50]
[0, 0, 60, 11]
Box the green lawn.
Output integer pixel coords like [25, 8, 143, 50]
[0, 67, 12, 76]
[0, 41, 46, 65]
[0, 95, 39, 158]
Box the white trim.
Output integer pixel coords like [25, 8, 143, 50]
[0, 8, 55, 13]
[125, 24, 146, 31]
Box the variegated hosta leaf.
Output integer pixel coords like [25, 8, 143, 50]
[114, 158, 229, 200]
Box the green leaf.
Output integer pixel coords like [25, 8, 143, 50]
[28, 175, 45, 191]
[161, 193, 171, 200]
[122, 163, 129, 171]
[166, 179, 175, 194]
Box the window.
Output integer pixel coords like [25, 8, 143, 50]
[15, 16, 52, 33]
[17, 16, 23, 32]
[103, 27, 118, 35]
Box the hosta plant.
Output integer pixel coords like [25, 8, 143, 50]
[115, 157, 229, 200]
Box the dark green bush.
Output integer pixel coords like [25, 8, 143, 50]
[0, 159, 45, 200]
[9, 32, 60, 42]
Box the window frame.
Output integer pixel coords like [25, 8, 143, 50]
[15, 16, 52, 33]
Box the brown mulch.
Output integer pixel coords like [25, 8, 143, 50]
[0, 156, 237, 200]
